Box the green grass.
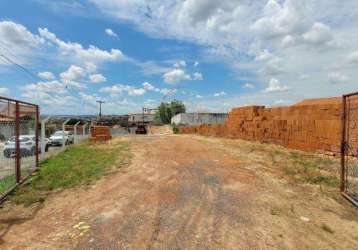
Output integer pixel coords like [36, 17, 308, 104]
[10, 140, 131, 205]
[0, 174, 16, 194]
[284, 151, 339, 188]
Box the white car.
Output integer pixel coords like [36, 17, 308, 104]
[49, 131, 74, 146]
[3, 135, 49, 158]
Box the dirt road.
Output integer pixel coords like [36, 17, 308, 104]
[1, 135, 358, 249]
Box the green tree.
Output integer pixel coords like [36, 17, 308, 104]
[155, 100, 185, 124]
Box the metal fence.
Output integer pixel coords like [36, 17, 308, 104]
[341, 92, 358, 207]
[0, 96, 39, 199]
[0, 96, 91, 200]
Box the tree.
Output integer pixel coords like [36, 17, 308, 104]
[155, 100, 186, 124]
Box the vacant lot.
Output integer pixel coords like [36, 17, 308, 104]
[0, 135, 357, 249]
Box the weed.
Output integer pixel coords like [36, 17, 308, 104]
[0, 175, 16, 194]
[285, 151, 339, 188]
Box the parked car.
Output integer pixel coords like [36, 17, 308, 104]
[48, 131, 74, 146]
[135, 125, 147, 134]
[3, 135, 49, 158]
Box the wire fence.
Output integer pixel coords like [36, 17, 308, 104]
[0, 96, 91, 200]
[341, 92, 358, 206]
[0, 96, 38, 199]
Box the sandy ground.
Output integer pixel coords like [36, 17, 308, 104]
[0, 134, 357, 249]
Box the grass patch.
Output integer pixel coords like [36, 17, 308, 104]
[0, 175, 16, 194]
[10, 140, 131, 205]
[280, 151, 340, 189]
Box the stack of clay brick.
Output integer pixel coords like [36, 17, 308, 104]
[180, 97, 342, 153]
[90, 126, 112, 142]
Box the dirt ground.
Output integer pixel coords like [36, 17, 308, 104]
[0, 135, 357, 249]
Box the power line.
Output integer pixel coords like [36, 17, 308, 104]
[0, 41, 22, 62]
[0, 53, 41, 82]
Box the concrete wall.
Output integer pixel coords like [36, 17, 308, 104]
[171, 113, 228, 126]
[179, 99, 342, 153]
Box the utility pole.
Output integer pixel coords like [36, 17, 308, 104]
[142, 107, 145, 126]
[97, 100, 105, 119]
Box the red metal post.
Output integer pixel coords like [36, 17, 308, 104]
[340, 95, 347, 192]
[35, 105, 39, 168]
[15, 102, 21, 183]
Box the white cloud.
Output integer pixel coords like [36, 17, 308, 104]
[142, 82, 155, 91]
[173, 60, 186, 68]
[89, 0, 358, 106]
[196, 94, 203, 99]
[303, 22, 332, 45]
[194, 61, 199, 67]
[273, 99, 292, 105]
[193, 72, 203, 80]
[264, 78, 289, 93]
[84, 62, 97, 73]
[0, 87, 9, 95]
[142, 82, 160, 92]
[89, 73, 106, 83]
[79, 92, 100, 105]
[60, 65, 86, 82]
[3, 2, 358, 113]
[243, 83, 255, 89]
[38, 28, 124, 63]
[329, 72, 350, 84]
[281, 35, 297, 47]
[163, 68, 191, 84]
[22, 80, 68, 96]
[128, 88, 146, 96]
[160, 88, 177, 96]
[163, 68, 204, 83]
[214, 91, 226, 97]
[20, 80, 80, 110]
[0, 21, 43, 64]
[347, 51, 358, 64]
[100, 84, 146, 96]
[38, 71, 55, 80]
[137, 61, 171, 76]
[251, 0, 306, 39]
[105, 28, 118, 37]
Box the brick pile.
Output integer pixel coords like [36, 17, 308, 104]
[90, 126, 112, 142]
[180, 97, 342, 153]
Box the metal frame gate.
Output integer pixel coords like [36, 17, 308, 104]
[0, 96, 39, 201]
[341, 92, 358, 207]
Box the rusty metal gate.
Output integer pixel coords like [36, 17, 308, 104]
[341, 92, 358, 207]
[0, 96, 39, 201]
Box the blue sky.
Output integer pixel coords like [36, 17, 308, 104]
[0, 0, 358, 115]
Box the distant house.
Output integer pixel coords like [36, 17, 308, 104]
[128, 113, 155, 126]
[171, 113, 228, 126]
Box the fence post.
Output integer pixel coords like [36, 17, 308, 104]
[88, 121, 93, 137]
[74, 121, 81, 144]
[41, 116, 51, 159]
[83, 123, 88, 138]
[15, 101, 21, 183]
[35, 105, 40, 168]
[62, 119, 71, 149]
[340, 95, 347, 193]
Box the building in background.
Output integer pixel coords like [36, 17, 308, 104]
[128, 113, 156, 126]
[171, 113, 228, 126]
